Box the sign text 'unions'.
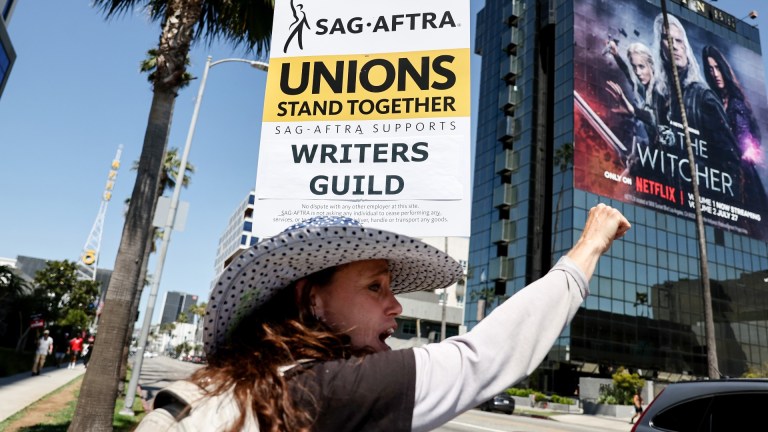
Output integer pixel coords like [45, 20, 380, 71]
[279, 55, 456, 95]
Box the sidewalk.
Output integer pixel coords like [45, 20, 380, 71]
[515, 404, 633, 431]
[551, 413, 635, 431]
[0, 363, 86, 423]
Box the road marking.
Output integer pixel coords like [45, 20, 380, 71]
[447, 421, 509, 432]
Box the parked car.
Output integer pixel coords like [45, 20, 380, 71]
[478, 393, 515, 415]
[631, 379, 768, 432]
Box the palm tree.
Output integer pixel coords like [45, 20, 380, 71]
[176, 311, 189, 324]
[659, 0, 718, 378]
[159, 321, 177, 355]
[0, 265, 30, 305]
[132, 146, 196, 194]
[0, 265, 34, 350]
[188, 302, 207, 325]
[188, 302, 207, 355]
[70, 2, 273, 429]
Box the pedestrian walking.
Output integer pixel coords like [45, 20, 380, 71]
[630, 388, 644, 424]
[82, 338, 94, 368]
[31, 329, 53, 376]
[53, 331, 69, 368]
[68, 333, 84, 369]
[136, 206, 630, 431]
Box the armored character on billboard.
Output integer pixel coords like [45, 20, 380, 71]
[652, 13, 750, 205]
[573, 0, 768, 240]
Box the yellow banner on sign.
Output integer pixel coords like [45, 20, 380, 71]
[263, 48, 470, 122]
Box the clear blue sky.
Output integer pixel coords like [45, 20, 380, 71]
[0, 0, 763, 325]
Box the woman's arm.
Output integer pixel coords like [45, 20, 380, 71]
[411, 257, 586, 431]
[411, 204, 629, 431]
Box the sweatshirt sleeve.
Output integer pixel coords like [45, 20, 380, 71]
[410, 256, 588, 432]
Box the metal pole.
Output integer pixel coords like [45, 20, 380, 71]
[119, 56, 214, 415]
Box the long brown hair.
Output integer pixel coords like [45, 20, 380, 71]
[702, 45, 748, 106]
[188, 266, 372, 432]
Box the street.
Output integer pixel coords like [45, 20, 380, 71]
[136, 355, 202, 401]
[435, 410, 628, 432]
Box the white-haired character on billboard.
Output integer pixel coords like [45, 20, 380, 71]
[605, 39, 663, 175]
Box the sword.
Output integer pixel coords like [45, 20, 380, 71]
[574, 90, 628, 155]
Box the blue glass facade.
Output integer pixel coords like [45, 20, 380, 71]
[0, 0, 15, 99]
[469, 0, 768, 394]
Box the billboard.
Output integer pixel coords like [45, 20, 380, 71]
[253, 0, 471, 238]
[574, 0, 768, 241]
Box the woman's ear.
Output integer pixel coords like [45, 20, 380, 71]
[294, 279, 308, 305]
[295, 279, 323, 322]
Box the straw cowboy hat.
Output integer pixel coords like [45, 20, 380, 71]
[203, 215, 463, 354]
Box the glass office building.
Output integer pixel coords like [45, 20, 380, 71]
[468, 0, 768, 395]
[0, 0, 16, 99]
[160, 291, 198, 325]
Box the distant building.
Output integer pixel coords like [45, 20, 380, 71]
[7, 255, 112, 294]
[160, 291, 198, 324]
[213, 190, 257, 279]
[0, 0, 18, 99]
[469, 0, 768, 396]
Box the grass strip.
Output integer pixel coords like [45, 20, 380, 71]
[0, 375, 146, 432]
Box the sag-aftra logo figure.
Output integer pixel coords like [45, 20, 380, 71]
[284, 0, 310, 53]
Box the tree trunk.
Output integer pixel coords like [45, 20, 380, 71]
[659, 0, 718, 379]
[69, 1, 204, 428]
[16, 325, 30, 352]
[118, 235, 153, 394]
[68, 89, 176, 432]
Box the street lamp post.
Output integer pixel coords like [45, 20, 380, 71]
[119, 55, 268, 416]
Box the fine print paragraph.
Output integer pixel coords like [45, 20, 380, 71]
[273, 202, 449, 226]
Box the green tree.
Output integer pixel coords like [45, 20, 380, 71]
[73, 2, 273, 428]
[159, 322, 177, 355]
[32, 260, 100, 331]
[159, 321, 177, 336]
[176, 311, 188, 324]
[598, 367, 644, 405]
[188, 302, 206, 325]
[0, 265, 38, 350]
[174, 340, 192, 358]
[0, 265, 30, 301]
[742, 362, 768, 378]
[188, 302, 207, 355]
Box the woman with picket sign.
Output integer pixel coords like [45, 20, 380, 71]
[136, 204, 630, 431]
